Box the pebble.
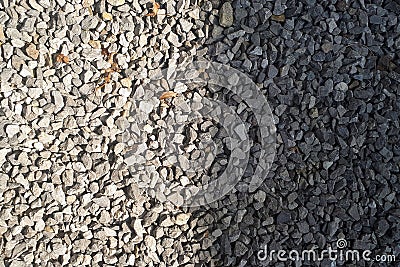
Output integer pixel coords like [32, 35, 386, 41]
[18, 152, 31, 166]
[219, 2, 234, 27]
[29, 0, 44, 11]
[188, 7, 200, 20]
[180, 19, 193, 33]
[271, 14, 285, 22]
[321, 42, 333, 53]
[106, 0, 125, 6]
[52, 186, 66, 205]
[6, 124, 20, 137]
[0, 26, 5, 42]
[102, 12, 113, 21]
[38, 132, 55, 144]
[254, 190, 266, 202]
[175, 213, 190, 226]
[20, 65, 33, 77]
[370, 15, 383, 24]
[268, 65, 279, 78]
[0, 149, 10, 163]
[11, 39, 25, 48]
[167, 32, 181, 47]
[133, 219, 145, 239]
[38, 117, 50, 128]
[28, 87, 43, 99]
[25, 44, 39, 59]
[250, 46, 263, 56]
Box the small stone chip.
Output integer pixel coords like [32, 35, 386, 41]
[0, 149, 10, 164]
[219, 2, 234, 27]
[180, 18, 193, 32]
[38, 132, 55, 144]
[102, 12, 113, 21]
[175, 213, 190, 225]
[20, 65, 33, 77]
[0, 26, 5, 42]
[88, 40, 101, 49]
[120, 77, 132, 88]
[52, 186, 66, 205]
[66, 195, 76, 204]
[321, 42, 333, 53]
[133, 219, 145, 238]
[6, 124, 20, 137]
[107, 0, 125, 6]
[271, 14, 286, 22]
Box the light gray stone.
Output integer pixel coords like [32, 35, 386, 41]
[219, 2, 234, 27]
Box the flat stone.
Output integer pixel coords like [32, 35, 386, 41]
[93, 196, 110, 208]
[120, 77, 132, 88]
[277, 210, 291, 224]
[144, 236, 157, 251]
[188, 7, 200, 20]
[22, 18, 36, 32]
[139, 101, 155, 114]
[335, 82, 348, 91]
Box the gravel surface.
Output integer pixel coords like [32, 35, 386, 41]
[1, 0, 400, 266]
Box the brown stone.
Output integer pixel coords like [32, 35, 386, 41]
[271, 14, 286, 22]
[26, 44, 39, 59]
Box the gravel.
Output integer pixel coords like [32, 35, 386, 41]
[219, 2, 234, 28]
[0, 0, 399, 266]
